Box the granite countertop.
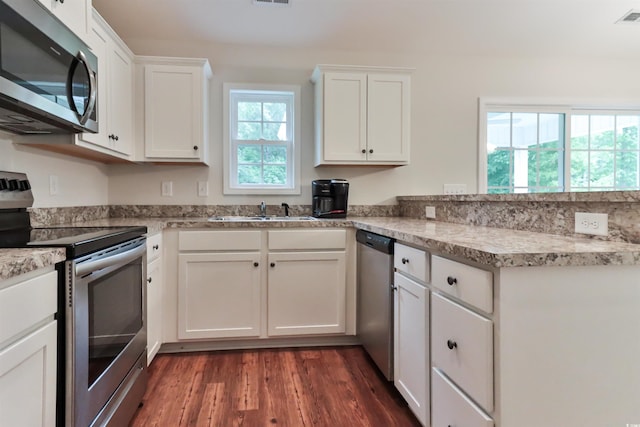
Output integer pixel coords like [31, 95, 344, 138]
[4, 215, 640, 282]
[0, 248, 66, 281]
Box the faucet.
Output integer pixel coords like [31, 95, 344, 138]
[259, 201, 266, 217]
[281, 202, 290, 217]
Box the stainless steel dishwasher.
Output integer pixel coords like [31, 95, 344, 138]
[356, 229, 395, 380]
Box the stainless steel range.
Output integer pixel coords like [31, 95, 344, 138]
[0, 171, 147, 427]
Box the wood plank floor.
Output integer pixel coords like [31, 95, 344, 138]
[129, 346, 421, 427]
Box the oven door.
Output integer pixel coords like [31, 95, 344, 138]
[65, 237, 147, 427]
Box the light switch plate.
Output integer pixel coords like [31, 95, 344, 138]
[161, 181, 173, 197]
[443, 184, 467, 195]
[197, 181, 208, 197]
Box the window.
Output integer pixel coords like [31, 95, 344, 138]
[480, 100, 640, 193]
[224, 84, 301, 195]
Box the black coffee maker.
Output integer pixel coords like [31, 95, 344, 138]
[312, 179, 349, 218]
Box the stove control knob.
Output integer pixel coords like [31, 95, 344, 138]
[8, 179, 19, 191]
[0, 178, 8, 191]
[18, 180, 31, 191]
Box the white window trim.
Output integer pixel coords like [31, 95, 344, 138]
[478, 97, 640, 193]
[223, 83, 301, 195]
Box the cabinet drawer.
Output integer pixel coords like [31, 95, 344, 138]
[431, 293, 493, 412]
[179, 230, 261, 251]
[432, 368, 493, 427]
[394, 243, 429, 283]
[432, 255, 493, 313]
[268, 229, 346, 250]
[146, 232, 162, 262]
[0, 270, 57, 345]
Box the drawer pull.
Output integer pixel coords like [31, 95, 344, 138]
[447, 339, 458, 350]
[147, 277, 152, 284]
[270, 262, 276, 267]
[401, 257, 409, 264]
[446, 276, 457, 286]
[153, 244, 159, 250]
[254, 262, 259, 267]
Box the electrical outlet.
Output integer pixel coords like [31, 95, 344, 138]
[425, 206, 436, 219]
[443, 184, 467, 195]
[49, 175, 59, 196]
[197, 181, 209, 197]
[161, 181, 173, 197]
[575, 212, 608, 236]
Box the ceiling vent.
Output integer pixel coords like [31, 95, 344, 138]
[616, 10, 640, 24]
[253, 0, 290, 6]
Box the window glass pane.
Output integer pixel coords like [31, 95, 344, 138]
[617, 116, 639, 150]
[487, 149, 511, 187]
[570, 150, 589, 188]
[237, 122, 261, 140]
[590, 115, 615, 149]
[487, 112, 512, 150]
[616, 151, 639, 188]
[488, 188, 510, 194]
[264, 145, 287, 164]
[539, 114, 563, 149]
[527, 150, 538, 187]
[238, 102, 261, 121]
[263, 103, 286, 122]
[263, 165, 286, 184]
[590, 151, 614, 187]
[237, 145, 262, 163]
[570, 115, 589, 149]
[538, 151, 560, 187]
[512, 149, 529, 187]
[512, 113, 538, 148]
[263, 123, 287, 141]
[237, 165, 262, 184]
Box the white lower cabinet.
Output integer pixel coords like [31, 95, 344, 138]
[267, 251, 346, 336]
[432, 368, 493, 427]
[393, 272, 429, 426]
[0, 269, 57, 427]
[178, 252, 261, 339]
[146, 257, 163, 363]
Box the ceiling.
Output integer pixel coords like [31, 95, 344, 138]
[92, 0, 640, 58]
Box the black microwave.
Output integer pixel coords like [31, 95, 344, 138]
[0, 0, 98, 134]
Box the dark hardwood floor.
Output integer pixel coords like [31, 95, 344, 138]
[129, 346, 421, 427]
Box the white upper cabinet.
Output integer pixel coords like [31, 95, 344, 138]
[37, 0, 89, 40]
[77, 11, 133, 159]
[138, 57, 212, 165]
[311, 65, 412, 166]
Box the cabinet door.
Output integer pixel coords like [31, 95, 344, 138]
[367, 73, 410, 163]
[146, 257, 163, 365]
[107, 42, 133, 155]
[322, 72, 367, 162]
[393, 272, 429, 426]
[267, 251, 346, 336]
[178, 253, 261, 339]
[144, 64, 205, 161]
[39, 0, 88, 39]
[0, 322, 57, 427]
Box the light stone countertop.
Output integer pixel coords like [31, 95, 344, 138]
[0, 248, 66, 281]
[4, 215, 640, 282]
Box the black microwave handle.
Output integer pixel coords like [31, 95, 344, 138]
[67, 50, 97, 125]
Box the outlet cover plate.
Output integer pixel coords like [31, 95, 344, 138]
[575, 212, 608, 236]
[425, 206, 436, 219]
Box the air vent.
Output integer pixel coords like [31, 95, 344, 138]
[253, 0, 290, 6]
[616, 9, 640, 24]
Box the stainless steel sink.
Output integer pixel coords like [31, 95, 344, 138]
[207, 215, 318, 222]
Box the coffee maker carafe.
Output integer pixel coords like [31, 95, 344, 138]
[312, 179, 349, 218]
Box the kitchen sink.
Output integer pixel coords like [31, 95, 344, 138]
[207, 215, 318, 222]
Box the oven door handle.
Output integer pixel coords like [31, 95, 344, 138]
[75, 241, 145, 277]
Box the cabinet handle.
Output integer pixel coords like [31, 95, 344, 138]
[270, 262, 275, 267]
[147, 277, 152, 284]
[153, 244, 159, 250]
[391, 284, 397, 291]
[193, 145, 199, 151]
[447, 339, 457, 350]
[401, 257, 409, 264]
[361, 149, 366, 154]
[254, 262, 259, 267]
[114, 135, 119, 141]
[108, 134, 114, 140]
[447, 276, 457, 286]
[369, 149, 373, 154]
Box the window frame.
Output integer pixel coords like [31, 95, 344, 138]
[223, 83, 301, 195]
[478, 98, 640, 194]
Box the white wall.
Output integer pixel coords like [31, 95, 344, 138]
[0, 135, 109, 207]
[106, 40, 640, 206]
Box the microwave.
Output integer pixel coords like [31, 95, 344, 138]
[0, 0, 98, 134]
